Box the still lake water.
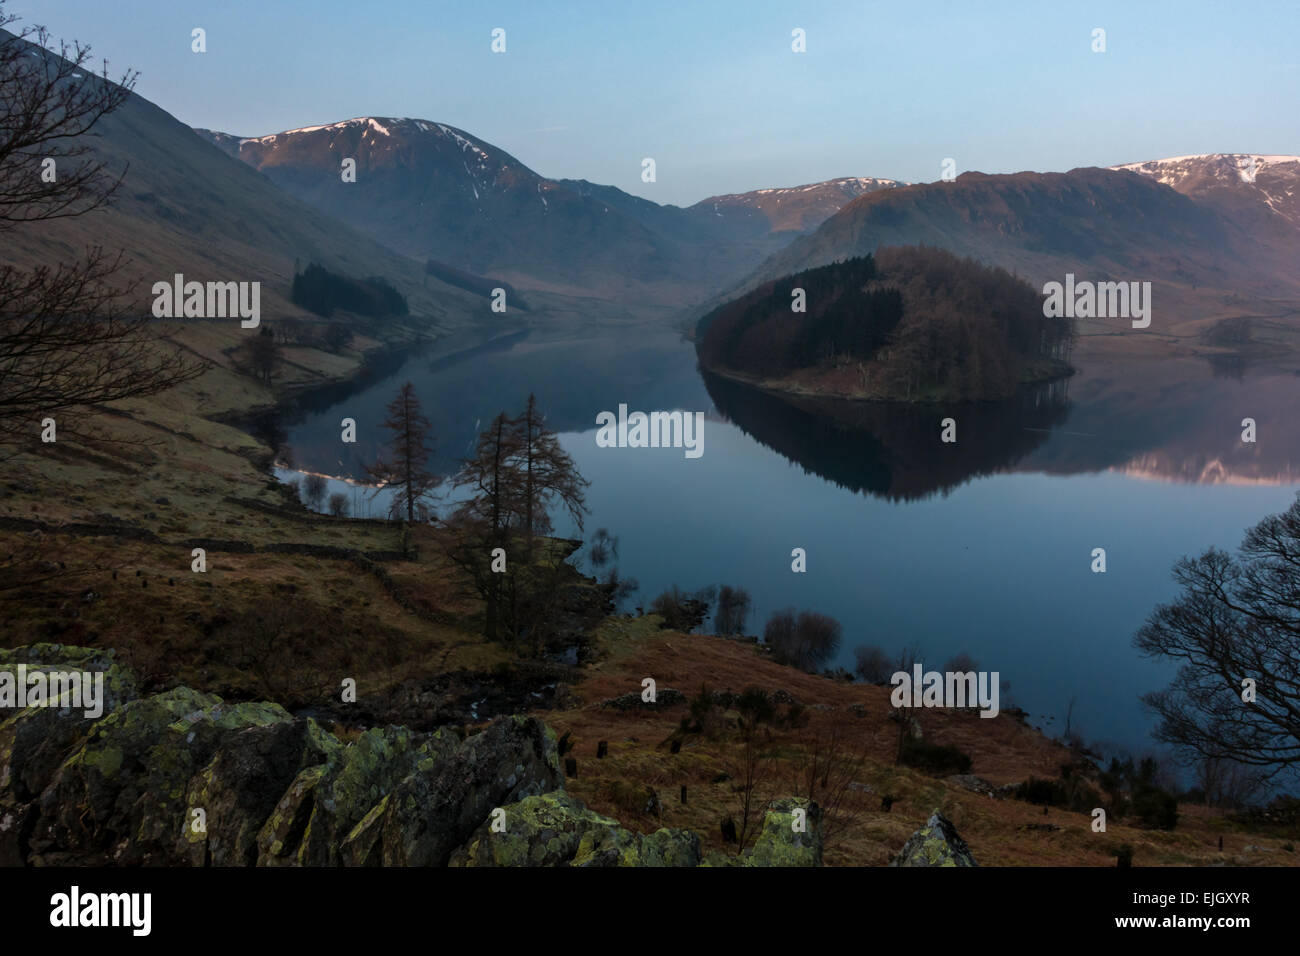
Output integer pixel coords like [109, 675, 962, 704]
[282, 324, 1300, 756]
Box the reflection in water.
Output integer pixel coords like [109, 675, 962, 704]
[283, 326, 711, 478]
[701, 370, 1071, 501]
[1017, 357, 1300, 486]
[281, 328, 1300, 754]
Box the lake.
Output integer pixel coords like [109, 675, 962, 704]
[281, 323, 1300, 758]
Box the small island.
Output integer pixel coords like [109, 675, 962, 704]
[695, 246, 1075, 402]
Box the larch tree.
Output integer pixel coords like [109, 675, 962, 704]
[511, 393, 589, 561]
[448, 412, 523, 641]
[368, 381, 438, 525]
[0, 6, 205, 446]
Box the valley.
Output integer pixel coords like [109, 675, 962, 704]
[3, 7, 1300, 882]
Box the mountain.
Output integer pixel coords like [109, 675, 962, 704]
[556, 175, 904, 240]
[1109, 154, 1300, 287]
[1, 41, 482, 327]
[1110, 153, 1300, 228]
[197, 118, 898, 307]
[729, 166, 1300, 345]
[195, 118, 699, 304]
[690, 177, 905, 234]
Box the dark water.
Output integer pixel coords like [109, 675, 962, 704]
[283, 324, 1300, 757]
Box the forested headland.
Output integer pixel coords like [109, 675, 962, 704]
[695, 246, 1074, 402]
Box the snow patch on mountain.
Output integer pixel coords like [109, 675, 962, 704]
[1112, 153, 1300, 185]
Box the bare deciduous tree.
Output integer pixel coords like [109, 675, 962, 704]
[713, 584, 752, 636]
[853, 644, 893, 684]
[1135, 493, 1300, 783]
[765, 608, 842, 672]
[511, 393, 588, 561]
[0, 7, 205, 445]
[302, 473, 327, 512]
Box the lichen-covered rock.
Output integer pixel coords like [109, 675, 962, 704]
[890, 809, 978, 867]
[338, 794, 389, 867]
[451, 791, 618, 866]
[630, 827, 702, 866]
[743, 798, 822, 867]
[277, 724, 443, 867]
[179, 718, 340, 866]
[256, 763, 330, 866]
[0, 646, 140, 866]
[380, 715, 563, 866]
[450, 790, 701, 867]
[0, 646, 138, 798]
[700, 849, 743, 867]
[29, 688, 290, 865]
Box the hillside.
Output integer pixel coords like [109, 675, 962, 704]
[0, 40, 484, 333]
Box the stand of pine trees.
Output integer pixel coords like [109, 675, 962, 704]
[696, 246, 1074, 401]
[291, 263, 408, 318]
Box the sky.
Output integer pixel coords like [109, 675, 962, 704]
[10, 0, 1299, 206]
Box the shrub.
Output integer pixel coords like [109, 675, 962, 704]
[765, 607, 842, 672]
[854, 645, 893, 684]
[899, 738, 972, 775]
[649, 585, 711, 632]
[1014, 777, 1071, 807]
[1131, 787, 1179, 830]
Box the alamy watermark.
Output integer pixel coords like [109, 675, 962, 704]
[50, 886, 150, 936]
[151, 273, 260, 328]
[1042, 274, 1150, 328]
[890, 663, 1000, 718]
[595, 404, 704, 459]
[0, 665, 104, 718]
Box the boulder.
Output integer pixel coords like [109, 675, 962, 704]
[450, 790, 701, 867]
[890, 809, 978, 866]
[743, 798, 823, 867]
[0, 645, 138, 799]
[29, 687, 289, 865]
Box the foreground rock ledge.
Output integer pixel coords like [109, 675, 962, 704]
[0, 644, 823, 867]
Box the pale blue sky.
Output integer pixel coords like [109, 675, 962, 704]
[12, 0, 1299, 205]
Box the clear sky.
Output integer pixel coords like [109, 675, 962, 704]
[11, 0, 1299, 206]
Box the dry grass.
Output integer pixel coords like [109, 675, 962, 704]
[534, 620, 1300, 866]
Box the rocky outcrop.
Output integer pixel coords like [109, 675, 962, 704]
[0, 645, 823, 867]
[30, 687, 293, 864]
[890, 809, 978, 866]
[0, 645, 139, 865]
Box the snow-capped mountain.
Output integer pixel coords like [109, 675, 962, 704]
[728, 160, 1300, 318]
[196, 117, 688, 300]
[1111, 153, 1300, 227]
[195, 118, 904, 303]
